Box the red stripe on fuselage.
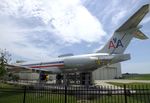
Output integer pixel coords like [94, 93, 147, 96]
[30, 64, 64, 68]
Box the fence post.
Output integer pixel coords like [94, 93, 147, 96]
[23, 86, 26, 103]
[124, 84, 127, 103]
[65, 85, 67, 103]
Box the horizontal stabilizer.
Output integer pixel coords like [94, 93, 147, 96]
[116, 4, 149, 32]
[133, 30, 149, 40]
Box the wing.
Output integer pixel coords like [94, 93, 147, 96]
[6, 64, 62, 73]
[6, 64, 32, 72]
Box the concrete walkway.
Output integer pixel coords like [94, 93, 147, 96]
[98, 79, 150, 83]
[94, 79, 150, 89]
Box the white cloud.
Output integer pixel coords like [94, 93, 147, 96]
[93, 45, 104, 53]
[0, 0, 106, 60]
[53, 5, 106, 43]
[0, 18, 59, 61]
[111, 10, 127, 25]
[0, 0, 106, 44]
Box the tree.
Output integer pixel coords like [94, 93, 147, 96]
[0, 49, 11, 78]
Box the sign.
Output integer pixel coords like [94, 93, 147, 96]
[109, 38, 123, 49]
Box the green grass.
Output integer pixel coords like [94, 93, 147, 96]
[93, 95, 150, 103]
[0, 92, 24, 103]
[123, 74, 150, 80]
[1, 91, 149, 103]
[0, 82, 23, 89]
[25, 93, 77, 103]
[0, 91, 77, 103]
[0, 82, 24, 103]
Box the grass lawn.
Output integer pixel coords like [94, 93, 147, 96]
[123, 74, 150, 80]
[0, 82, 22, 88]
[0, 91, 149, 103]
[0, 90, 77, 103]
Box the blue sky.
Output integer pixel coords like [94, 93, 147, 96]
[0, 0, 150, 73]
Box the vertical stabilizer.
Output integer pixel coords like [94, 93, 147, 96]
[97, 4, 149, 54]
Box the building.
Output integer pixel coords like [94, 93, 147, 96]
[92, 63, 122, 80]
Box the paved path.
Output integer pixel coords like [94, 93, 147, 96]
[98, 79, 150, 83]
[94, 80, 150, 89]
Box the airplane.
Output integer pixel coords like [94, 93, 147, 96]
[8, 4, 149, 79]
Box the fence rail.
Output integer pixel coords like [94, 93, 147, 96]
[0, 84, 150, 103]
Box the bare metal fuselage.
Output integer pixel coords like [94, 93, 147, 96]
[18, 53, 130, 73]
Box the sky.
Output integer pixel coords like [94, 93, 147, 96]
[0, 0, 150, 73]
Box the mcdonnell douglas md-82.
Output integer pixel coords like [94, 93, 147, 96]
[8, 4, 149, 80]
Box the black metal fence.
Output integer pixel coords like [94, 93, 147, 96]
[0, 84, 150, 103]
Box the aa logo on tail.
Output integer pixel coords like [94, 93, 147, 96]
[109, 38, 123, 49]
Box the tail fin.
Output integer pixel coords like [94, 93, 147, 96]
[97, 4, 149, 54]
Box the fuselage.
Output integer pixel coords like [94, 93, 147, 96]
[18, 53, 130, 73]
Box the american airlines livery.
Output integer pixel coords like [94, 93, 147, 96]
[8, 4, 149, 74]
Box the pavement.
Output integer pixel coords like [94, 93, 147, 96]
[97, 79, 150, 83]
[94, 79, 150, 88]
